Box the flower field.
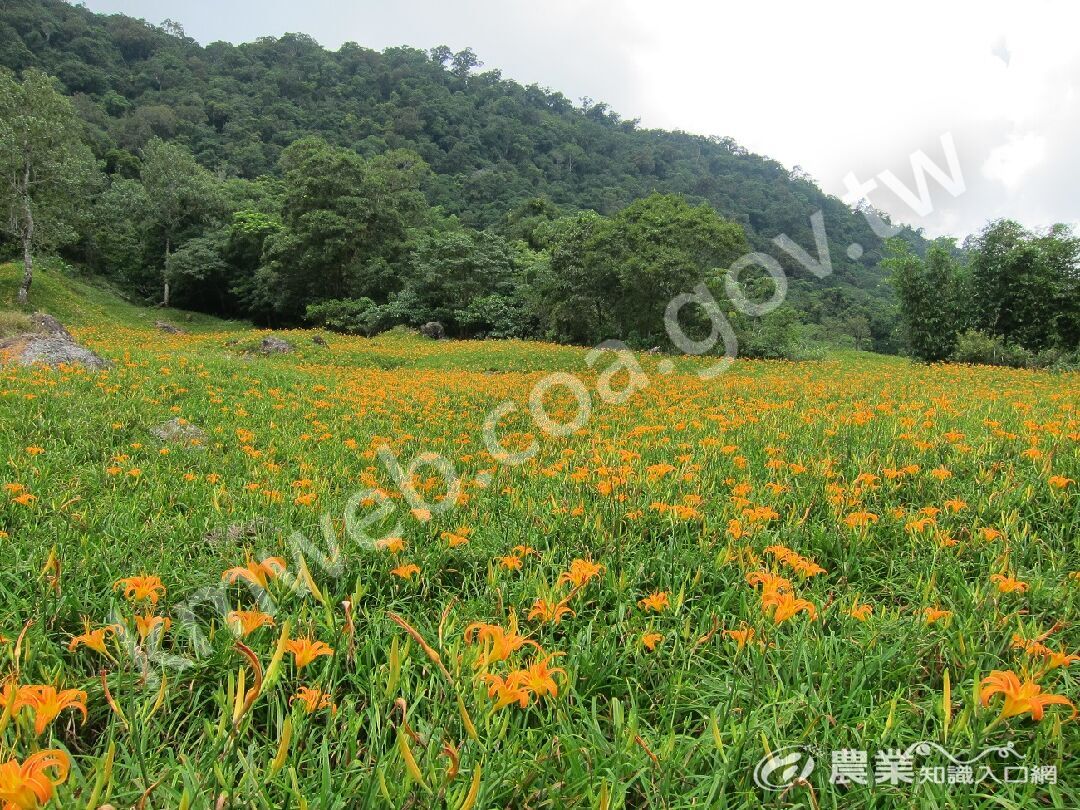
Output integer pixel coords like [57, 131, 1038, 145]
[0, 272, 1078, 808]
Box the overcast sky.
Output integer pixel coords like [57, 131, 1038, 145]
[80, 0, 1080, 239]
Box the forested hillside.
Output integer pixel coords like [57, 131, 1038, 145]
[0, 0, 925, 350]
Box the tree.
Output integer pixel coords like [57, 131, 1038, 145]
[966, 220, 1079, 352]
[535, 211, 617, 344]
[537, 194, 748, 346]
[1041, 224, 1080, 349]
[0, 68, 97, 304]
[883, 238, 967, 361]
[266, 138, 427, 317]
[140, 138, 223, 306]
[602, 194, 748, 343]
[406, 229, 523, 336]
[85, 176, 151, 288]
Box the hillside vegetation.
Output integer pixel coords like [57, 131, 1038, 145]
[0, 262, 239, 331]
[0, 0, 927, 350]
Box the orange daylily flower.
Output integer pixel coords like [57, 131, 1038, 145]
[481, 672, 531, 710]
[1011, 635, 1080, 672]
[291, 686, 336, 714]
[390, 563, 421, 580]
[924, 607, 952, 625]
[745, 570, 792, 595]
[228, 610, 275, 637]
[527, 599, 575, 625]
[464, 614, 540, 666]
[849, 603, 872, 621]
[641, 632, 663, 651]
[761, 591, 817, 623]
[285, 638, 334, 669]
[223, 557, 287, 589]
[0, 749, 70, 809]
[113, 575, 165, 604]
[844, 511, 879, 528]
[521, 654, 566, 698]
[376, 536, 405, 553]
[15, 685, 88, 736]
[498, 555, 523, 571]
[990, 574, 1029, 594]
[765, 546, 827, 578]
[724, 626, 756, 650]
[979, 670, 1075, 721]
[1042, 649, 1080, 671]
[442, 528, 471, 547]
[557, 559, 604, 588]
[68, 619, 116, 655]
[638, 591, 670, 613]
[134, 612, 171, 641]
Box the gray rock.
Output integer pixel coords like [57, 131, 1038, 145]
[0, 334, 111, 370]
[150, 417, 207, 446]
[420, 321, 446, 340]
[155, 321, 187, 335]
[203, 517, 274, 545]
[312, 334, 328, 347]
[30, 313, 71, 338]
[258, 335, 295, 354]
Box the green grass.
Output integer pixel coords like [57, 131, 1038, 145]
[0, 261, 245, 332]
[0, 260, 1077, 809]
[0, 309, 32, 338]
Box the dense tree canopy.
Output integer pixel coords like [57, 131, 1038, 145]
[0, 0, 924, 344]
[536, 195, 748, 346]
[883, 239, 967, 362]
[886, 222, 1080, 364]
[5, 0, 1074, 366]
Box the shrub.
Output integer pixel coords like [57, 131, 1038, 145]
[951, 329, 1034, 368]
[1033, 347, 1080, 372]
[305, 298, 382, 336]
[732, 306, 805, 360]
[456, 294, 536, 339]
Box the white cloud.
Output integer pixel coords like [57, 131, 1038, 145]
[982, 133, 1047, 190]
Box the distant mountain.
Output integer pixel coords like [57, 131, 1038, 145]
[1, 0, 924, 335]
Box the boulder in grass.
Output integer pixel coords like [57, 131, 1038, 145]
[258, 335, 295, 354]
[30, 313, 71, 339]
[202, 517, 274, 546]
[0, 334, 111, 370]
[155, 321, 187, 335]
[420, 321, 445, 340]
[150, 417, 207, 446]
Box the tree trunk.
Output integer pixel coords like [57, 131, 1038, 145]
[17, 166, 33, 306]
[18, 232, 33, 306]
[162, 238, 171, 308]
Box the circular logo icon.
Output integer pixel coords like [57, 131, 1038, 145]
[753, 745, 816, 791]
